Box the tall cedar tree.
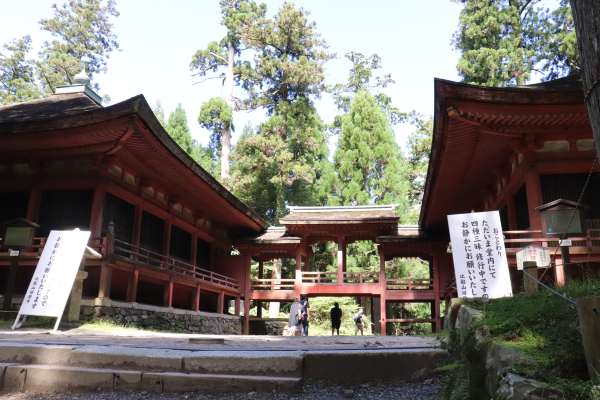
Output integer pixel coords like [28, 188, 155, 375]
[231, 2, 334, 224]
[452, 0, 578, 86]
[191, 0, 266, 179]
[152, 101, 216, 174]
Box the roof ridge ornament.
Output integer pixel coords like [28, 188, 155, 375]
[73, 68, 91, 86]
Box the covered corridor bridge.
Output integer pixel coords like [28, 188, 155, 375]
[233, 205, 453, 335]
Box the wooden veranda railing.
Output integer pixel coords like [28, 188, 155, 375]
[343, 271, 380, 284]
[301, 271, 337, 284]
[250, 278, 295, 291]
[386, 278, 434, 290]
[113, 239, 239, 290]
[0, 236, 107, 257]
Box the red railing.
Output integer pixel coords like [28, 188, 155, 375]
[113, 239, 239, 290]
[343, 271, 380, 284]
[386, 278, 434, 290]
[301, 271, 337, 284]
[0, 237, 106, 257]
[250, 278, 295, 291]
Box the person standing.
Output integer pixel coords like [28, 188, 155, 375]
[289, 296, 302, 336]
[354, 307, 364, 336]
[299, 294, 310, 336]
[330, 302, 343, 335]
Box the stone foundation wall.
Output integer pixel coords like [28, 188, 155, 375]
[79, 299, 242, 335]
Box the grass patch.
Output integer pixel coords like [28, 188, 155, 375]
[458, 274, 600, 398]
[0, 316, 55, 330]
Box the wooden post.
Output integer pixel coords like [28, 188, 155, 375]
[524, 167, 543, 236]
[522, 261, 539, 296]
[507, 193, 518, 246]
[234, 296, 240, 316]
[98, 222, 114, 299]
[243, 295, 250, 335]
[432, 254, 441, 332]
[26, 186, 41, 223]
[379, 247, 387, 336]
[560, 245, 572, 283]
[163, 219, 172, 257]
[257, 259, 263, 318]
[337, 236, 345, 286]
[126, 268, 139, 302]
[191, 284, 200, 311]
[190, 233, 198, 266]
[576, 296, 600, 382]
[217, 290, 224, 314]
[554, 258, 566, 287]
[295, 247, 303, 295]
[132, 204, 143, 247]
[163, 278, 173, 307]
[88, 181, 107, 237]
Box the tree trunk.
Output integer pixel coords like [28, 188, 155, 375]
[571, 0, 600, 162]
[269, 259, 282, 318]
[362, 297, 372, 333]
[221, 41, 235, 179]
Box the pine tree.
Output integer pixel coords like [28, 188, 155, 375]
[0, 36, 43, 105]
[35, 0, 120, 96]
[404, 112, 433, 224]
[190, 0, 266, 179]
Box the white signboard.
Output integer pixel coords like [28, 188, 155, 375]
[448, 211, 513, 299]
[14, 229, 90, 329]
[559, 239, 572, 247]
[516, 245, 551, 270]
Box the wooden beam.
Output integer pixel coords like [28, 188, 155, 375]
[337, 235, 345, 286]
[26, 186, 41, 223]
[98, 262, 112, 299]
[163, 278, 173, 307]
[234, 296, 240, 316]
[379, 247, 387, 336]
[89, 180, 107, 237]
[217, 290, 224, 314]
[163, 219, 172, 256]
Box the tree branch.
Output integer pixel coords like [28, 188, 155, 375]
[210, 52, 228, 63]
[193, 75, 225, 85]
[191, 62, 224, 76]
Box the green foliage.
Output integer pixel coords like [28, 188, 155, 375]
[405, 111, 433, 223]
[327, 91, 409, 215]
[36, 0, 120, 94]
[238, 2, 335, 112]
[307, 297, 371, 336]
[0, 36, 44, 105]
[198, 97, 234, 158]
[452, 0, 578, 86]
[330, 52, 403, 125]
[0, 0, 119, 105]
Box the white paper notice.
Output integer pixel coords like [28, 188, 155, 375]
[448, 211, 513, 299]
[18, 230, 91, 317]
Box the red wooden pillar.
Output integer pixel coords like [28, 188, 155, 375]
[163, 278, 173, 307]
[379, 247, 387, 336]
[163, 219, 172, 256]
[337, 236, 346, 285]
[257, 260, 263, 318]
[554, 258, 566, 287]
[89, 180, 107, 237]
[432, 253, 441, 332]
[190, 233, 198, 266]
[132, 203, 143, 247]
[217, 290, 224, 314]
[524, 167, 543, 233]
[506, 193, 518, 245]
[295, 247, 303, 294]
[234, 296, 240, 316]
[126, 268, 139, 302]
[26, 186, 41, 223]
[191, 284, 200, 311]
[243, 294, 250, 335]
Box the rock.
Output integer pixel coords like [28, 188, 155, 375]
[591, 386, 600, 400]
[423, 379, 433, 385]
[343, 389, 354, 398]
[412, 367, 432, 381]
[497, 373, 563, 400]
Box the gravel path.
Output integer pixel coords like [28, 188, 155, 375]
[0, 379, 444, 400]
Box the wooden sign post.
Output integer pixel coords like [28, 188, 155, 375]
[576, 296, 600, 382]
[522, 261, 539, 296]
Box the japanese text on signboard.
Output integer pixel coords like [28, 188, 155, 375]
[448, 211, 513, 299]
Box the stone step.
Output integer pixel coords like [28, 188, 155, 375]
[0, 363, 301, 394]
[0, 342, 303, 377]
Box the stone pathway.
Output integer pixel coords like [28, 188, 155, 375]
[0, 327, 439, 350]
[0, 379, 444, 400]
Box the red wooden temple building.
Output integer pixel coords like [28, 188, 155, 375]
[1, 74, 599, 335]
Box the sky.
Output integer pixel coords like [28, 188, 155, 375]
[1, 0, 466, 152]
